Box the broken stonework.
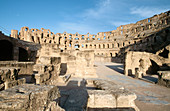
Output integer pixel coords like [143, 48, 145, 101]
[0, 67, 25, 90]
[87, 80, 139, 111]
[0, 84, 64, 111]
[158, 71, 170, 87]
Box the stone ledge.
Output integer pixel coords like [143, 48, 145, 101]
[0, 84, 64, 111]
[87, 80, 139, 111]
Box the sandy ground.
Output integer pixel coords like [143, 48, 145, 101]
[95, 62, 170, 111]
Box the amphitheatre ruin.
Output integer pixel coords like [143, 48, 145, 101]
[0, 10, 170, 111]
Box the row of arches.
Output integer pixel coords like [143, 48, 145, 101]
[0, 40, 28, 61]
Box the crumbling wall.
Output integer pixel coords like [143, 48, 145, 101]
[10, 11, 170, 63]
[58, 50, 97, 78]
[0, 84, 64, 111]
[124, 51, 165, 76]
[0, 67, 25, 91]
[0, 31, 40, 62]
[87, 80, 139, 110]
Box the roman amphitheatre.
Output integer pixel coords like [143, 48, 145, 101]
[0, 10, 170, 111]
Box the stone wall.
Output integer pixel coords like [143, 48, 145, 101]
[0, 67, 25, 90]
[0, 84, 64, 111]
[0, 31, 40, 62]
[58, 50, 97, 78]
[0, 61, 34, 75]
[124, 51, 166, 76]
[10, 11, 170, 60]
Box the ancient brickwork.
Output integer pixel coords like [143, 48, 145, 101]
[0, 84, 64, 111]
[0, 67, 25, 90]
[11, 11, 170, 59]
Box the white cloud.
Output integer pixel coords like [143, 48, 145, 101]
[82, 0, 112, 19]
[111, 21, 132, 27]
[57, 22, 99, 34]
[130, 7, 169, 18]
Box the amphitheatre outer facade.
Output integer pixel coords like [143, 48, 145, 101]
[0, 11, 169, 111]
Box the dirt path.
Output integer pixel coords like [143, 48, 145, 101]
[95, 62, 170, 111]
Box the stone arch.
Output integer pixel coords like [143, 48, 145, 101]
[90, 44, 92, 48]
[59, 37, 62, 44]
[110, 53, 113, 57]
[94, 44, 96, 48]
[146, 59, 160, 74]
[117, 43, 119, 48]
[19, 47, 28, 61]
[0, 40, 13, 61]
[75, 44, 80, 49]
[159, 48, 169, 58]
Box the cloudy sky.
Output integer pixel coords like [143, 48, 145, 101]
[0, 0, 169, 35]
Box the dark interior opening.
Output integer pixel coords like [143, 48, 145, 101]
[19, 47, 28, 61]
[146, 59, 159, 74]
[159, 48, 169, 58]
[0, 40, 13, 61]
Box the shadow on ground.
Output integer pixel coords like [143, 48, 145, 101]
[58, 79, 89, 111]
[142, 75, 158, 83]
[106, 65, 124, 74]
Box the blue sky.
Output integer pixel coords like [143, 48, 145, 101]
[0, 0, 169, 35]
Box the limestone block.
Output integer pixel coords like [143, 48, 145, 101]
[5, 78, 26, 89]
[158, 71, 170, 88]
[116, 92, 137, 108]
[0, 84, 62, 111]
[88, 90, 116, 108]
[91, 80, 138, 110]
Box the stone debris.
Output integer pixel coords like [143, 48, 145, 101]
[0, 84, 64, 111]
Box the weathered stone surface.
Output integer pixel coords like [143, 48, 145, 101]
[33, 56, 61, 85]
[0, 84, 64, 111]
[124, 51, 166, 76]
[0, 61, 34, 75]
[0, 67, 25, 90]
[60, 88, 88, 111]
[157, 71, 170, 87]
[87, 80, 139, 110]
[88, 90, 116, 108]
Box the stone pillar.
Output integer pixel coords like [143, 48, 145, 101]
[11, 30, 18, 38]
[135, 68, 142, 79]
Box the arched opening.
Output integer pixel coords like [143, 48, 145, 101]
[0, 40, 13, 61]
[74, 44, 79, 49]
[90, 44, 92, 48]
[86, 44, 88, 48]
[110, 53, 112, 57]
[37, 37, 40, 44]
[19, 47, 28, 61]
[94, 44, 96, 48]
[41, 33, 43, 39]
[103, 44, 105, 48]
[117, 43, 119, 48]
[32, 36, 35, 42]
[146, 59, 159, 74]
[115, 53, 118, 57]
[59, 37, 62, 45]
[159, 48, 169, 58]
